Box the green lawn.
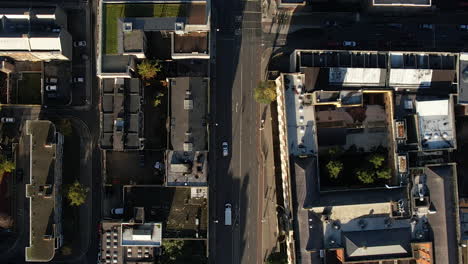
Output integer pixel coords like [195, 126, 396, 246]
[104, 4, 187, 54]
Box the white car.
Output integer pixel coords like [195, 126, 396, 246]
[343, 41, 356, 47]
[1, 117, 15, 123]
[222, 142, 229, 157]
[45, 85, 57, 91]
[73, 41, 86, 47]
[46, 77, 58, 84]
[458, 25, 468, 31]
[72, 77, 84, 83]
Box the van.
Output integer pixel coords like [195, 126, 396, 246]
[225, 203, 232, 226]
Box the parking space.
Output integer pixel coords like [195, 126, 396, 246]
[44, 61, 72, 106]
[105, 150, 165, 185]
[68, 9, 89, 106]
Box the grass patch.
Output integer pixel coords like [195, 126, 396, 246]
[16, 73, 41, 105]
[103, 4, 187, 54]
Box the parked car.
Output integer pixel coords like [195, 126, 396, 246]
[72, 77, 84, 83]
[343, 41, 357, 47]
[419, 24, 433, 30]
[325, 20, 337, 26]
[0, 117, 15, 123]
[47, 93, 57, 99]
[458, 25, 468, 31]
[45, 85, 57, 91]
[73, 41, 86, 47]
[46, 77, 58, 84]
[16, 169, 23, 182]
[222, 142, 229, 157]
[111, 208, 124, 215]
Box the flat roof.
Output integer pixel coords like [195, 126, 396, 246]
[416, 99, 455, 150]
[373, 0, 431, 6]
[121, 223, 162, 246]
[169, 77, 208, 151]
[329, 68, 385, 86]
[284, 74, 317, 156]
[102, 55, 134, 73]
[123, 186, 208, 239]
[173, 32, 208, 54]
[459, 53, 468, 104]
[25, 120, 61, 262]
[166, 150, 208, 186]
[425, 164, 460, 264]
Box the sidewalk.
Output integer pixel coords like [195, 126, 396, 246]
[260, 104, 280, 262]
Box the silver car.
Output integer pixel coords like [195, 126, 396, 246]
[222, 142, 228, 157]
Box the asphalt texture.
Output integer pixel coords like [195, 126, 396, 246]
[209, 0, 263, 263]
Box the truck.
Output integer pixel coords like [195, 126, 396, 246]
[225, 203, 232, 226]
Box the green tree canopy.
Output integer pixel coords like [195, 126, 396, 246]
[266, 252, 288, 264]
[0, 159, 15, 185]
[254, 81, 277, 104]
[356, 170, 375, 184]
[368, 154, 385, 169]
[326, 160, 343, 179]
[137, 59, 162, 80]
[376, 168, 392, 179]
[56, 119, 73, 137]
[66, 181, 89, 206]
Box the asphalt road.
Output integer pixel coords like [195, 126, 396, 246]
[210, 0, 263, 263]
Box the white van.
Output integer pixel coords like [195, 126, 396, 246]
[225, 203, 232, 226]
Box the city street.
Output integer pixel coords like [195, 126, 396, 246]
[209, 0, 263, 263]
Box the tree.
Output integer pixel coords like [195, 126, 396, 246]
[0, 212, 13, 229]
[254, 81, 277, 104]
[326, 160, 343, 179]
[369, 154, 385, 169]
[65, 181, 89, 206]
[153, 92, 164, 107]
[376, 169, 392, 180]
[0, 159, 15, 185]
[328, 146, 343, 158]
[61, 245, 72, 256]
[266, 252, 288, 264]
[137, 59, 161, 80]
[161, 240, 184, 264]
[55, 119, 73, 137]
[356, 170, 375, 184]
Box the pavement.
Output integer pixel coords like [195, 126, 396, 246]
[260, 105, 280, 262]
[209, 0, 264, 263]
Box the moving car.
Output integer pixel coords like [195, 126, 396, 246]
[343, 41, 356, 47]
[225, 203, 232, 226]
[0, 117, 15, 123]
[45, 85, 57, 91]
[73, 41, 86, 47]
[222, 142, 229, 157]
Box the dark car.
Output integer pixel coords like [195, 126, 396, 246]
[16, 169, 23, 182]
[139, 151, 145, 168]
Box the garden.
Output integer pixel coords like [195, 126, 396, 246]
[319, 145, 393, 190]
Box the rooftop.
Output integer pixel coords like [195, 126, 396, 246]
[166, 150, 208, 186]
[283, 74, 317, 156]
[373, 0, 431, 6]
[123, 186, 208, 239]
[168, 77, 208, 151]
[415, 98, 455, 150]
[101, 221, 160, 264]
[173, 32, 209, 54]
[100, 78, 143, 150]
[25, 120, 63, 262]
[425, 164, 460, 264]
[459, 53, 468, 104]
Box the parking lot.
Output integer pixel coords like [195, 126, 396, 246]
[44, 61, 72, 106]
[105, 150, 164, 185]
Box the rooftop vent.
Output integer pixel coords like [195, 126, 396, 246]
[184, 99, 193, 110]
[175, 22, 185, 35]
[183, 142, 193, 151]
[123, 22, 133, 32]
